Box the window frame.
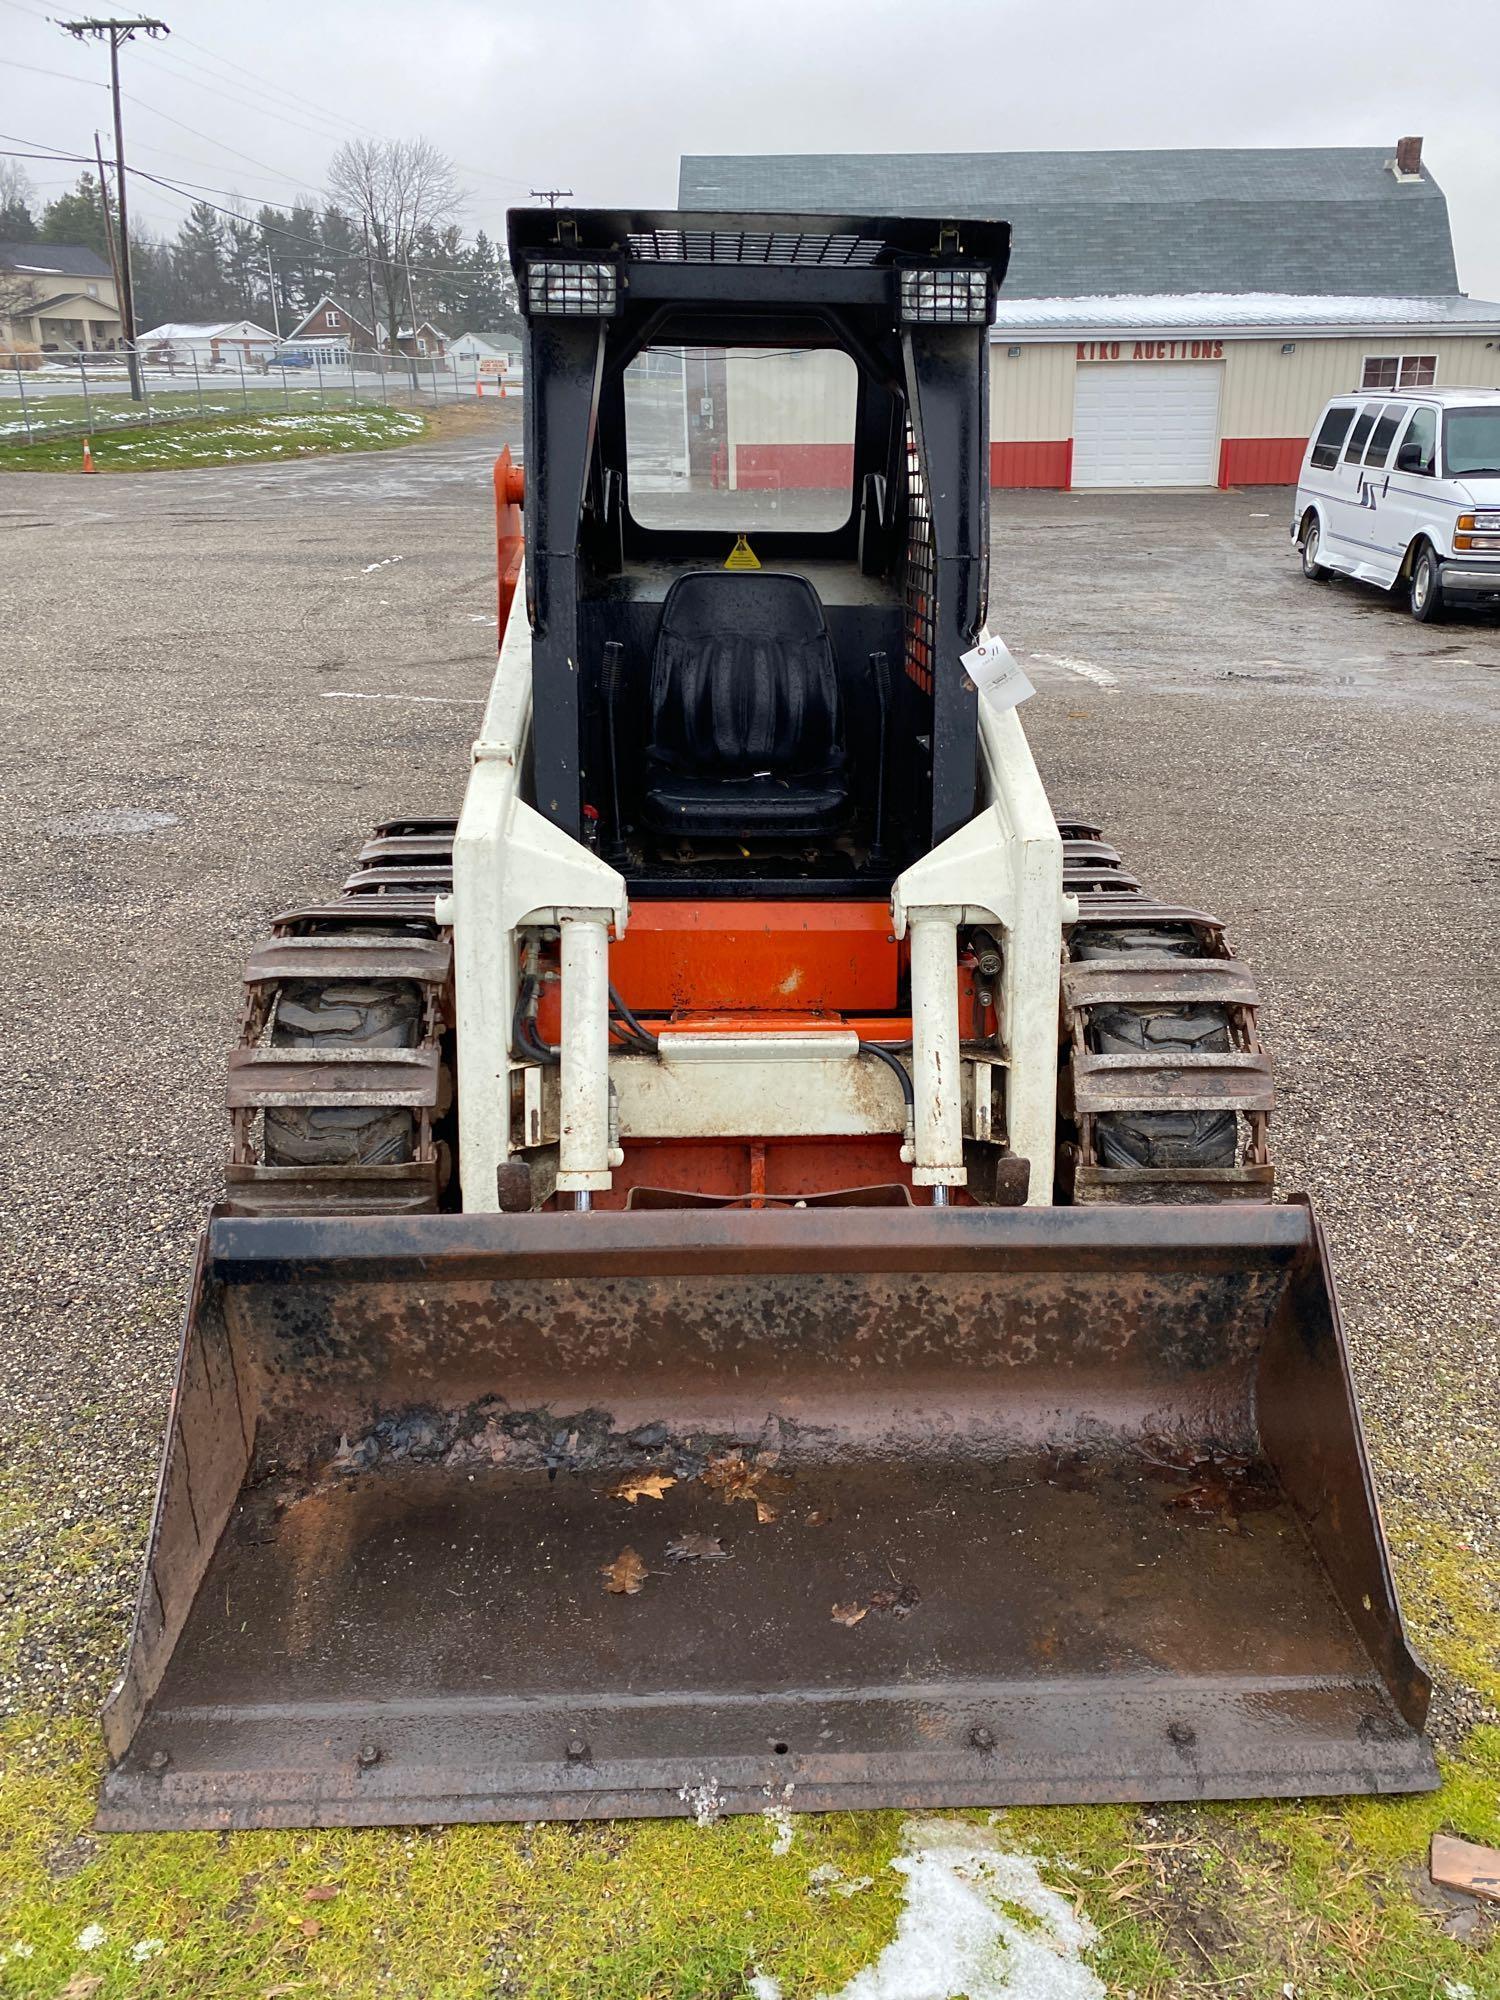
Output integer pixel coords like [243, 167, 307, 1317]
[1394, 405, 1439, 477]
[1308, 402, 1356, 471]
[1361, 352, 1438, 393]
[325, 309, 339, 330]
[1363, 403, 1410, 469]
[1342, 404, 1381, 465]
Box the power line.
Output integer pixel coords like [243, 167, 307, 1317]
[0, 55, 108, 88]
[169, 28, 385, 140]
[0, 138, 513, 284]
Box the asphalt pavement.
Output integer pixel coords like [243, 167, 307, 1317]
[0, 437, 1495, 1746]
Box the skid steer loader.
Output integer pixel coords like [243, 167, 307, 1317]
[98, 210, 1435, 1830]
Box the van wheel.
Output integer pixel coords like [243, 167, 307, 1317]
[1300, 515, 1328, 580]
[1409, 544, 1445, 622]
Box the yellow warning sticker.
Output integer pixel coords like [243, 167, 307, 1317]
[724, 533, 761, 571]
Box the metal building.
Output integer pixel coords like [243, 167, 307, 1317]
[679, 144, 1500, 490]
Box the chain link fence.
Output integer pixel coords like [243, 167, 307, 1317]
[0, 344, 522, 444]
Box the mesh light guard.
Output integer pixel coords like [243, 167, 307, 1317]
[900, 267, 991, 325]
[526, 260, 619, 317]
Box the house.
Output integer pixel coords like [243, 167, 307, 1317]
[1, 241, 121, 353]
[678, 140, 1500, 488]
[284, 296, 379, 357]
[137, 320, 278, 368]
[393, 319, 447, 360]
[449, 329, 520, 372]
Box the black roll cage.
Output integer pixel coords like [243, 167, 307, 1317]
[508, 208, 1011, 871]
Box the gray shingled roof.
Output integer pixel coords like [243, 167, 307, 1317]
[677, 150, 1460, 298]
[0, 241, 113, 279]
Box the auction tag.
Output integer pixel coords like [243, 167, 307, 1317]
[960, 628, 1035, 711]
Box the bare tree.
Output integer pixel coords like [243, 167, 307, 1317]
[0, 158, 38, 212]
[327, 138, 462, 352]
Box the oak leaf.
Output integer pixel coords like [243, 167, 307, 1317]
[611, 1471, 677, 1504]
[601, 1547, 650, 1595]
[666, 1533, 730, 1561]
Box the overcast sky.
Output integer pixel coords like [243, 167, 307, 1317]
[6, 0, 1500, 297]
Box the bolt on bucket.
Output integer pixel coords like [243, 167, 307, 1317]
[98, 1201, 1435, 1830]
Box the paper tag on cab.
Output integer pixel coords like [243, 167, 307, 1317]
[960, 628, 1035, 711]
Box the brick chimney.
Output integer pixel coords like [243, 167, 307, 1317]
[1393, 135, 1424, 178]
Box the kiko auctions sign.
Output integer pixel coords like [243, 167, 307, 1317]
[1076, 339, 1226, 361]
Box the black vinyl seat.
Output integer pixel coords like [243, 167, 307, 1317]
[641, 571, 849, 838]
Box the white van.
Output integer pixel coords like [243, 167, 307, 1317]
[1292, 387, 1500, 621]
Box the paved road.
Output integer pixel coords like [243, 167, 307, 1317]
[0, 440, 1495, 1750]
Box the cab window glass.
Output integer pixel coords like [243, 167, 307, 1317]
[624, 345, 857, 530]
[1399, 407, 1438, 475]
[1442, 407, 1500, 478]
[1343, 405, 1379, 463]
[1308, 405, 1354, 470]
[1364, 404, 1409, 468]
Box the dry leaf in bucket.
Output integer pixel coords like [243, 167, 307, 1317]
[831, 1602, 867, 1626]
[611, 1471, 677, 1505]
[601, 1547, 650, 1595]
[869, 1584, 922, 1619]
[703, 1452, 792, 1519]
[666, 1534, 730, 1562]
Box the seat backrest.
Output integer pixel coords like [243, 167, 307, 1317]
[648, 571, 843, 777]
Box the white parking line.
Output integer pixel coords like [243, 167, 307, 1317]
[321, 691, 485, 705]
[1031, 652, 1120, 689]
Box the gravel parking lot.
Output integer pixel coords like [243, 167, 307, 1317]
[1, 441, 1495, 1988]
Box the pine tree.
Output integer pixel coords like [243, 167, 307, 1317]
[173, 201, 230, 319]
[129, 232, 179, 328]
[283, 201, 324, 320]
[0, 198, 38, 241]
[223, 211, 266, 323]
[40, 174, 108, 255]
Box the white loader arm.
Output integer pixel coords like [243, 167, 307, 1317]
[437, 599, 626, 1213]
[893, 703, 1075, 1204]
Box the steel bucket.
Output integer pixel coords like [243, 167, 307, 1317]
[98, 1200, 1435, 1829]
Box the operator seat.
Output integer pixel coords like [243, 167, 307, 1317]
[641, 570, 850, 838]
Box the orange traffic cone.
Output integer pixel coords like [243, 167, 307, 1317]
[499, 381, 506, 399]
[82, 436, 96, 474]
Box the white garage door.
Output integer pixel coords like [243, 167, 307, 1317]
[1072, 363, 1223, 488]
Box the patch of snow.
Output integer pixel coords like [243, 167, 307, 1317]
[1441, 1984, 1476, 2000]
[131, 1939, 165, 1962]
[361, 555, 405, 573]
[0, 1943, 35, 1963]
[747, 1976, 782, 2000]
[75, 1923, 107, 1951]
[761, 1780, 796, 1856]
[761, 1818, 1102, 2000]
[807, 1862, 873, 1900]
[47, 807, 178, 838]
[678, 1776, 723, 1827]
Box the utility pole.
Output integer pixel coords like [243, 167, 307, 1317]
[60, 16, 169, 404]
[262, 239, 281, 340]
[360, 219, 380, 362]
[529, 188, 573, 209]
[402, 253, 420, 388]
[92, 129, 125, 354]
